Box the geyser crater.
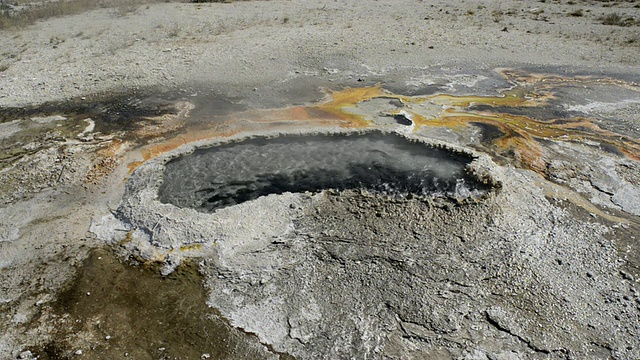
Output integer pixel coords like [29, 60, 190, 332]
[110, 129, 501, 262]
[157, 132, 493, 213]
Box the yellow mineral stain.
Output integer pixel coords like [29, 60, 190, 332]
[125, 75, 640, 177]
[179, 244, 203, 252]
[387, 99, 639, 172]
[127, 160, 144, 174]
[496, 135, 546, 172]
[535, 177, 631, 224]
[498, 68, 640, 93]
[427, 90, 546, 108]
[96, 139, 126, 157]
[127, 88, 387, 171]
[321, 86, 389, 108]
[313, 86, 402, 127]
[110, 73, 640, 228]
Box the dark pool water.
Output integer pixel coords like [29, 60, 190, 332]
[158, 133, 488, 213]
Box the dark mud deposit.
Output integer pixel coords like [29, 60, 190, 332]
[29, 249, 284, 360]
[0, 92, 176, 134]
[159, 133, 489, 212]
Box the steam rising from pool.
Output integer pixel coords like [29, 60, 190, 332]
[158, 133, 488, 213]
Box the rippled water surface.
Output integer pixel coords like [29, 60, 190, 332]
[158, 133, 488, 212]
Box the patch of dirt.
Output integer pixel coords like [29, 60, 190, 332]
[27, 248, 284, 360]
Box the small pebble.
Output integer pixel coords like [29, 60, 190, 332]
[18, 350, 34, 359]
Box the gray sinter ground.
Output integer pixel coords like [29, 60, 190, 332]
[108, 128, 640, 359]
[2, 74, 640, 358]
[198, 178, 639, 359]
[1, 0, 640, 356]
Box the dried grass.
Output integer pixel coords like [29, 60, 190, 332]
[600, 13, 638, 27]
[0, 0, 173, 30]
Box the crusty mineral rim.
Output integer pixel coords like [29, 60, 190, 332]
[115, 128, 504, 264]
[146, 127, 504, 191]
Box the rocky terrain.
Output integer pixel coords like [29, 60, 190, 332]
[1, 0, 640, 359]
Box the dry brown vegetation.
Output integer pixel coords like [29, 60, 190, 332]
[0, 0, 173, 29]
[0, 0, 267, 29]
[600, 12, 639, 26]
